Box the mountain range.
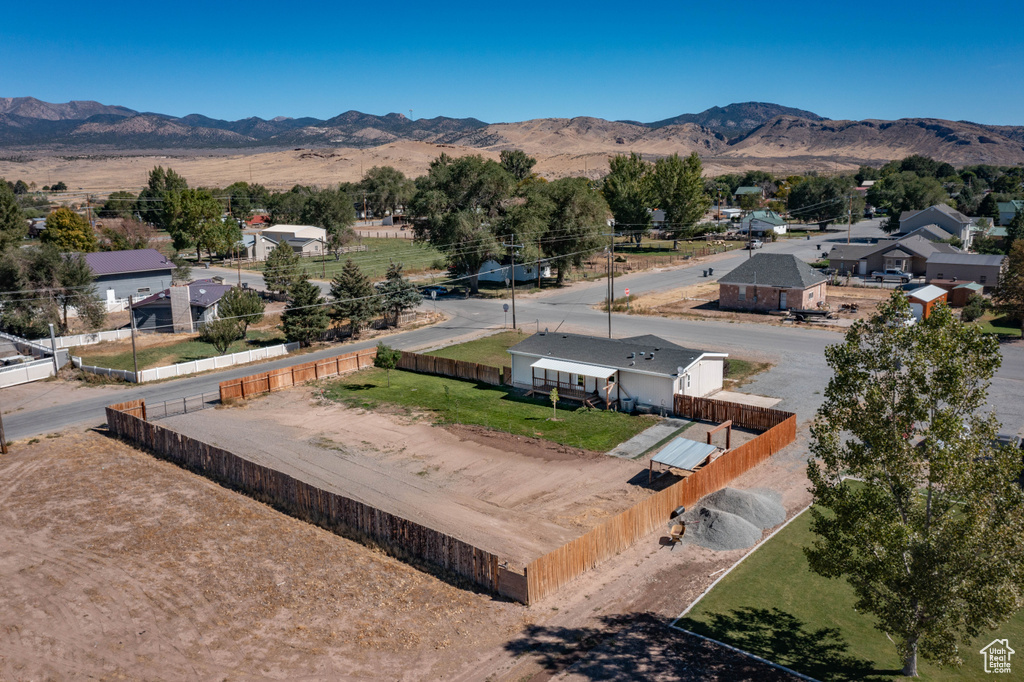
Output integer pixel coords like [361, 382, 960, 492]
[2, 97, 1023, 166]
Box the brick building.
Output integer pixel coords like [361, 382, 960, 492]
[718, 253, 828, 312]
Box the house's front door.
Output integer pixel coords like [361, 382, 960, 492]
[858, 260, 867, 275]
[780, 291, 788, 310]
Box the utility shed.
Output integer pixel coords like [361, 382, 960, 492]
[649, 437, 719, 482]
[508, 332, 727, 411]
[907, 284, 948, 321]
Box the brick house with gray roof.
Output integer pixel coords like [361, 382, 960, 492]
[718, 253, 827, 312]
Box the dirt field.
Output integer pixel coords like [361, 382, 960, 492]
[161, 389, 677, 568]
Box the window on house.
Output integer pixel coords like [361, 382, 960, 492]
[685, 374, 691, 389]
[936, 273, 943, 279]
[980, 275, 987, 283]
[737, 286, 746, 301]
[576, 374, 584, 387]
[809, 290, 814, 300]
[137, 287, 150, 294]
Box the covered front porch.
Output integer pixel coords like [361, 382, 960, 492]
[525, 358, 621, 410]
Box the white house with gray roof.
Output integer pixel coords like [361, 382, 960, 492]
[898, 204, 974, 246]
[508, 333, 727, 411]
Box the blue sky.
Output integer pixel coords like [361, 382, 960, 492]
[5, 1, 1023, 125]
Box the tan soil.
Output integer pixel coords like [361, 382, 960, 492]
[162, 389, 659, 568]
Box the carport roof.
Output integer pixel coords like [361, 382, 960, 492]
[531, 358, 617, 379]
[652, 437, 718, 471]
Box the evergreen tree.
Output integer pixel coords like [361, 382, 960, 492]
[978, 193, 1001, 222]
[329, 259, 381, 337]
[379, 262, 421, 327]
[264, 244, 303, 296]
[217, 286, 265, 337]
[282, 276, 329, 346]
[993, 240, 1024, 334]
[0, 180, 27, 251]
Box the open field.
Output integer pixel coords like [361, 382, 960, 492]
[247, 237, 445, 281]
[76, 328, 285, 371]
[162, 387, 676, 568]
[0, 430, 525, 680]
[677, 508, 1024, 681]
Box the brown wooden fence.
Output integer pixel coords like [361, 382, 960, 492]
[396, 351, 503, 386]
[522, 398, 797, 603]
[219, 348, 377, 401]
[105, 400, 507, 598]
[674, 394, 792, 432]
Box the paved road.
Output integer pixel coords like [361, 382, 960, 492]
[9, 220, 1022, 439]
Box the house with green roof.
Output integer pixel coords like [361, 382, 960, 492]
[997, 200, 1023, 226]
[740, 210, 788, 236]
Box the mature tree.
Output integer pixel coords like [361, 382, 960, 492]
[0, 180, 28, 251]
[300, 188, 355, 254]
[0, 245, 105, 334]
[993, 240, 1024, 334]
[12, 179, 29, 195]
[410, 154, 512, 293]
[602, 153, 653, 246]
[329, 259, 381, 337]
[373, 342, 402, 388]
[788, 176, 862, 226]
[137, 166, 187, 227]
[42, 208, 97, 252]
[97, 191, 138, 220]
[868, 172, 950, 232]
[263, 244, 303, 296]
[855, 165, 881, 184]
[806, 292, 1024, 677]
[267, 185, 312, 224]
[98, 218, 155, 251]
[1005, 209, 1024, 249]
[199, 317, 241, 354]
[379, 262, 421, 326]
[542, 177, 608, 285]
[163, 188, 224, 260]
[281, 276, 329, 346]
[499, 150, 537, 182]
[649, 152, 710, 236]
[977, 193, 1001, 223]
[54, 251, 105, 331]
[170, 254, 193, 284]
[360, 166, 416, 218]
[50, 181, 68, 192]
[217, 286, 265, 337]
[222, 181, 269, 221]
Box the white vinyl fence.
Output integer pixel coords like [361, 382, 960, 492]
[74, 342, 300, 384]
[34, 328, 135, 350]
[0, 358, 58, 388]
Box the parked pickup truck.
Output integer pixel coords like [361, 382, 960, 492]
[871, 268, 912, 283]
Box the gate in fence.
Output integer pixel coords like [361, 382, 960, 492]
[146, 392, 219, 420]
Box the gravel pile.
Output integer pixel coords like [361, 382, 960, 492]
[682, 508, 762, 551]
[679, 487, 786, 551]
[700, 488, 786, 530]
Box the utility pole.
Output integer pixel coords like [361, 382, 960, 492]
[362, 191, 367, 222]
[236, 245, 241, 286]
[0, 399, 7, 454]
[128, 295, 139, 381]
[608, 231, 615, 338]
[501, 236, 522, 329]
[320, 238, 327, 279]
[847, 194, 854, 245]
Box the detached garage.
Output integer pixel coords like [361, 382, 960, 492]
[508, 332, 727, 412]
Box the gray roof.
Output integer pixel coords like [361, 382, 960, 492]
[884, 249, 912, 258]
[85, 248, 176, 276]
[828, 242, 893, 261]
[509, 332, 721, 377]
[718, 253, 827, 289]
[900, 204, 971, 225]
[652, 437, 718, 470]
[132, 279, 233, 309]
[926, 253, 1007, 267]
[900, 224, 955, 242]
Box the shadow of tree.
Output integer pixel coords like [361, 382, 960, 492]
[678, 607, 900, 681]
[505, 612, 800, 681]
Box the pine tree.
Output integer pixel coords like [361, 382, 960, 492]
[0, 180, 27, 251]
[281, 276, 329, 346]
[217, 287, 265, 337]
[264, 244, 303, 296]
[329, 259, 381, 337]
[379, 262, 421, 327]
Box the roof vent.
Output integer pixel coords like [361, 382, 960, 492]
[654, 347, 660, 351]
[629, 361, 635, 366]
[629, 352, 635, 358]
[647, 353, 655, 359]
[639, 351, 645, 357]
[562, 335, 567, 339]
[198, 289, 207, 295]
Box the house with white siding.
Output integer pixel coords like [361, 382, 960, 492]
[508, 332, 726, 412]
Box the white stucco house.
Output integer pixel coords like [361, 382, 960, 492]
[478, 259, 551, 283]
[508, 332, 726, 412]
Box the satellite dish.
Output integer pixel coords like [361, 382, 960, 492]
[198, 289, 207, 294]
[677, 366, 684, 375]
[158, 293, 166, 299]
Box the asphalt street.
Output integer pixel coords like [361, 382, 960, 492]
[7, 220, 1022, 440]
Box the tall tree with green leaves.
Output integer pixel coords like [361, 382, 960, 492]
[42, 208, 97, 252]
[541, 177, 608, 285]
[162, 188, 224, 260]
[0, 179, 28, 251]
[649, 152, 710, 237]
[137, 166, 187, 227]
[602, 153, 653, 246]
[788, 176, 862, 226]
[329, 259, 381, 337]
[300, 188, 355, 254]
[499, 150, 537, 182]
[1005, 209, 1024, 250]
[281, 276, 329, 346]
[97, 191, 138, 220]
[868, 172, 950, 232]
[267, 185, 312, 225]
[360, 166, 416, 218]
[806, 291, 1024, 677]
[199, 317, 241, 354]
[993, 240, 1024, 334]
[263, 244, 303, 296]
[52, 250, 106, 332]
[217, 286, 265, 338]
[379, 262, 421, 327]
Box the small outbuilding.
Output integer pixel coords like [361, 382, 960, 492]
[718, 253, 827, 312]
[907, 284, 948, 321]
[508, 332, 727, 411]
[925, 253, 1007, 290]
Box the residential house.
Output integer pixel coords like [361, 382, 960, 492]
[828, 235, 960, 277]
[508, 332, 727, 410]
[649, 209, 666, 229]
[718, 253, 828, 312]
[258, 224, 327, 247]
[478, 259, 551, 284]
[285, 237, 325, 258]
[997, 200, 1023, 226]
[739, 210, 788, 236]
[245, 213, 270, 228]
[84, 249, 177, 306]
[734, 186, 764, 200]
[925, 253, 1007, 290]
[907, 285, 948, 321]
[240, 233, 279, 261]
[899, 224, 955, 243]
[898, 204, 974, 246]
[130, 279, 233, 333]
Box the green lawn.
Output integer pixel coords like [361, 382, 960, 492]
[676, 508, 1024, 681]
[250, 237, 445, 281]
[425, 331, 527, 367]
[976, 314, 1022, 338]
[76, 330, 284, 371]
[322, 368, 657, 452]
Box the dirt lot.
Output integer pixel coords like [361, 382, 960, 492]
[162, 389, 671, 568]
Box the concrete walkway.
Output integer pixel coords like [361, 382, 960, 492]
[713, 391, 782, 408]
[606, 417, 692, 459]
